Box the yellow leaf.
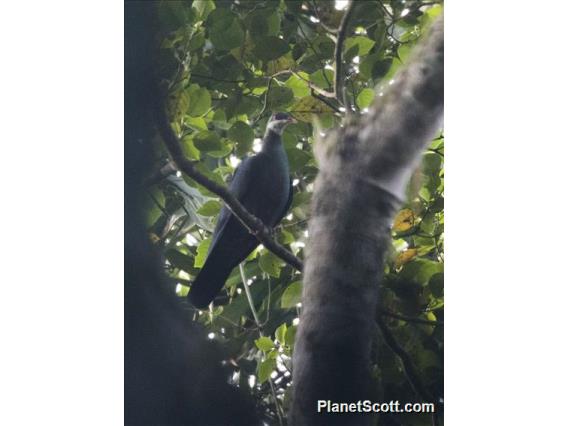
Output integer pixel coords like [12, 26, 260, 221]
[267, 55, 295, 74]
[395, 248, 418, 268]
[291, 96, 334, 123]
[393, 208, 415, 232]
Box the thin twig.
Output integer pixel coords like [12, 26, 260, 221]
[148, 191, 168, 216]
[291, 71, 335, 98]
[240, 264, 263, 330]
[191, 73, 246, 84]
[239, 264, 284, 426]
[380, 308, 444, 326]
[334, 0, 356, 106]
[297, 19, 333, 90]
[311, 89, 341, 114]
[154, 94, 304, 272]
[377, 317, 437, 405]
[308, 0, 338, 34]
[260, 279, 272, 327]
[252, 77, 274, 125]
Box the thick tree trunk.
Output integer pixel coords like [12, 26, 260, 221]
[290, 17, 444, 426]
[125, 3, 259, 425]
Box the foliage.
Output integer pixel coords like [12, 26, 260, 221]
[146, 1, 443, 424]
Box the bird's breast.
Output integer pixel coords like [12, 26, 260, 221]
[245, 153, 289, 226]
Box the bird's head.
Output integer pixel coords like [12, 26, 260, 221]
[266, 112, 296, 135]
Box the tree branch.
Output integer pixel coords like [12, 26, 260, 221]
[377, 317, 435, 402]
[191, 73, 247, 84]
[379, 308, 444, 326]
[310, 89, 342, 114]
[377, 317, 439, 426]
[154, 98, 304, 273]
[334, 0, 356, 107]
[291, 70, 335, 98]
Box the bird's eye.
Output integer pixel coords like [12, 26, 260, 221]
[273, 112, 289, 121]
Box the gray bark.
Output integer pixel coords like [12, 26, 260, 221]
[290, 17, 444, 426]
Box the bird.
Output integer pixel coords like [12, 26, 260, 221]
[189, 112, 296, 308]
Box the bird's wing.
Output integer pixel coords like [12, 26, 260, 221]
[275, 177, 293, 224]
[209, 156, 258, 250]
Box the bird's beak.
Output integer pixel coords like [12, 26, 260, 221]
[287, 116, 297, 124]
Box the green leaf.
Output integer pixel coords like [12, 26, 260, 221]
[278, 229, 295, 245]
[248, 10, 281, 39]
[181, 135, 201, 160]
[281, 281, 302, 308]
[257, 358, 276, 384]
[356, 88, 375, 109]
[399, 259, 443, 286]
[176, 284, 190, 297]
[184, 115, 208, 131]
[194, 238, 211, 268]
[159, 1, 194, 31]
[416, 350, 441, 370]
[312, 35, 335, 59]
[253, 36, 290, 61]
[255, 336, 275, 352]
[285, 73, 310, 98]
[429, 273, 444, 298]
[192, 0, 215, 20]
[168, 90, 190, 122]
[259, 251, 282, 278]
[359, 54, 378, 80]
[193, 130, 223, 152]
[208, 9, 244, 51]
[212, 109, 227, 124]
[266, 85, 294, 109]
[422, 152, 442, 175]
[345, 36, 375, 56]
[309, 69, 334, 90]
[207, 139, 233, 158]
[186, 84, 211, 117]
[196, 200, 221, 217]
[285, 325, 297, 347]
[275, 323, 287, 345]
[359, 53, 392, 80]
[235, 96, 262, 116]
[424, 4, 443, 22]
[290, 191, 311, 210]
[285, 147, 311, 173]
[228, 121, 254, 156]
[266, 349, 279, 360]
[290, 96, 333, 123]
[189, 30, 205, 51]
[267, 54, 295, 75]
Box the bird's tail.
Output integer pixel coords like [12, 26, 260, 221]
[188, 256, 235, 309]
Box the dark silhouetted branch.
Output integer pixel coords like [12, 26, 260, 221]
[377, 317, 439, 426]
[334, 0, 356, 106]
[380, 308, 444, 326]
